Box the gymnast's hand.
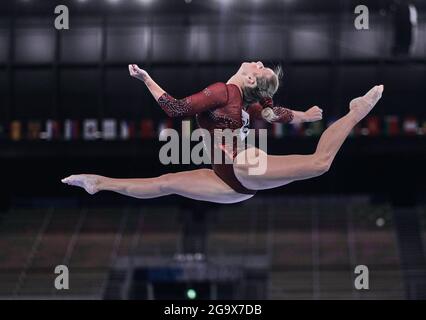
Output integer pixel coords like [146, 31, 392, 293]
[303, 106, 323, 122]
[128, 64, 149, 82]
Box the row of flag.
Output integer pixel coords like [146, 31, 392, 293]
[268, 115, 425, 138]
[0, 116, 425, 142]
[2, 119, 174, 142]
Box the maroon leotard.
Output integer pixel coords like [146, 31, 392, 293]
[157, 82, 294, 195]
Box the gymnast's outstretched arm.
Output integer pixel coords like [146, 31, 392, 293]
[247, 98, 323, 124]
[128, 64, 228, 117]
[128, 64, 165, 100]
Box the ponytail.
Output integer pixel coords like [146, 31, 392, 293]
[241, 65, 283, 122]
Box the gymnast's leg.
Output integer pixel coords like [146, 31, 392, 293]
[234, 85, 384, 190]
[61, 169, 253, 204]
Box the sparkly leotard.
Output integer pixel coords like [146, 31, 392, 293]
[157, 82, 294, 195]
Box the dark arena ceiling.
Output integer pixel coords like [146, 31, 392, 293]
[0, 0, 425, 17]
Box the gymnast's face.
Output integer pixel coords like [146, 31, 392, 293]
[239, 61, 275, 79]
[238, 61, 277, 89]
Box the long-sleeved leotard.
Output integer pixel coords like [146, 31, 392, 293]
[156, 82, 294, 195]
[157, 82, 228, 118]
[247, 97, 294, 124]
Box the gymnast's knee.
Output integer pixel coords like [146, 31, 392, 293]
[158, 173, 177, 194]
[233, 148, 266, 179]
[233, 161, 250, 180]
[312, 153, 332, 177]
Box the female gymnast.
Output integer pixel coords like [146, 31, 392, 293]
[62, 61, 383, 204]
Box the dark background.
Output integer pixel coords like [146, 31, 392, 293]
[0, 0, 425, 300]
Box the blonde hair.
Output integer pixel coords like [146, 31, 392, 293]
[242, 65, 283, 122]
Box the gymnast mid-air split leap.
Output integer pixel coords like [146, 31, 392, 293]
[62, 61, 383, 204]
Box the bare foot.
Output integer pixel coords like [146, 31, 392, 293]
[349, 85, 384, 122]
[61, 174, 103, 195]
